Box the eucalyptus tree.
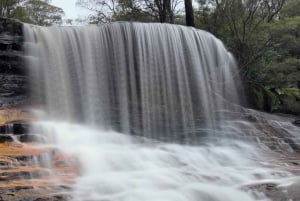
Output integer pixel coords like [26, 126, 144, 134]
[76, 0, 181, 23]
[24, 0, 65, 26]
[0, 0, 64, 26]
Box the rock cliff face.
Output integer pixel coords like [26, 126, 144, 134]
[0, 18, 28, 108]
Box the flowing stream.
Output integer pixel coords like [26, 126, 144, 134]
[23, 23, 300, 201]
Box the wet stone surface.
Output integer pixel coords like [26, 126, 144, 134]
[293, 119, 300, 127]
[0, 109, 77, 201]
[0, 18, 29, 108]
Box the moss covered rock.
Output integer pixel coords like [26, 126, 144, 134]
[247, 84, 280, 112]
[247, 83, 300, 115]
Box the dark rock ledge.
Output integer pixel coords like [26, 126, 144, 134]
[0, 18, 29, 108]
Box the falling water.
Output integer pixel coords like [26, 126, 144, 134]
[23, 23, 300, 201]
[24, 23, 243, 139]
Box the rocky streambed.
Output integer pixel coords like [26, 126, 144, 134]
[0, 108, 77, 201]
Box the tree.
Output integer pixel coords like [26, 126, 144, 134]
[0, 0, 64, 26]
[140, 0, 175, 23]
[11, 6, 34, 23]
[0, 0, 25, 18]
[76, 0, 181, 24]
[196, 0, 286, 77]
[184, 0, 194, 26]
[281, 0, 300, 18]
[24, 0, 65, 26]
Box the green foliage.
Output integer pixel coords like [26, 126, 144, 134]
[248, 84, 279, 112]
[24, 0, 65, 26]
[248, 83, 300, 114]
[10, 6, 34, 24]
[0, 0, 64, 26]
[112, 9, 153, 22]
[0, 0, 24, 18]
[193, 0, 300, 113]
[76, 0, 182, 24]
[281, 0, 300, 18]
[263, 58, 300, 86]
[195, 0, 285, 75]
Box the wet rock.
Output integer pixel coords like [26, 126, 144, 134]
[10, 121, 30, 135]
[0, 120, 30, 134]
[33, 195, 71, 201]
[0, 108, 32, 125]
[0, 170, 50, 181]
[19, 134, 44, 143]
[293, 119, 300, 127]
[258, 180, 300, 201]
[0, 188, 71, 201]
[0, 143, 76, 200]
[0, 134, 13, 143]
[245, 182, 287, 201]
[284, 180, 300, 201]
[0, 18, 23, 36]
[0, 18, 24, 74]
[0, 108, 77, 201]
[0, 74, 29, 107]
[0, 18, 29, 108]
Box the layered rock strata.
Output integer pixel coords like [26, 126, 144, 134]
[0, 18, 29, 108]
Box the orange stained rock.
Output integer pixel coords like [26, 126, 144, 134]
[0, 161, 77, 172]
[0, 142, 55, 156]
[0, 115, 80, 190]
[0, 141, 79, 189]
[0, 107, 33, 125]
[0, 176, 75, 188]
[0, 155, 13, 163]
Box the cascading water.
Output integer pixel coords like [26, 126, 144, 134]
[23, 23, 300, 201]
[24, 23, 243, 139]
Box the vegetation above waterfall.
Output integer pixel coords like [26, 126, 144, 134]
[0, 0, 64, 25]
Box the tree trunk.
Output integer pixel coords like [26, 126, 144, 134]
[165, 0, 174, 23]
[184, 0, 195, 27]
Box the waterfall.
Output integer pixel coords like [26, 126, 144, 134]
[24, 22, 242, 140]
[23, 23, 300, 201]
